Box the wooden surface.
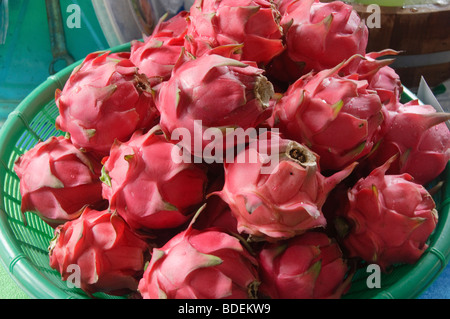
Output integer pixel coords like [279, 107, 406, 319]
[353, 3, 450, 88]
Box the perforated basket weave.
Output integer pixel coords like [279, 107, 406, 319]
[0, 43, 449, 299]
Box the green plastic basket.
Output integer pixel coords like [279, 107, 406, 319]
[0, 43, 449, 299]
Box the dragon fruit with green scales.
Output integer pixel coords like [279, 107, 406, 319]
[335, 156, 439, 271]
[49, 207, 150, 296]
[269, 55, 384, 172]
[267, 0, 368, 83]
[130, 11, 189, 91]
[101, 128, 208, 233]
[258, 231, 352, 299]
[184, 0, 285, 65]
[55, 51, 159, 157]
[138, 215, 260, 299]
[216, 131, 357, 242]
[14, 136, 105, 227]
[366, 100, 450, 185]
[157, 52, 274, 160]
[354, 49, 403, 106]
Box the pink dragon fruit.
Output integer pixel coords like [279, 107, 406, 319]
[269, 56, 384, 171]
[217, 131, 357, 242]
[258, 231, 352, 299]
[184, 0, 285, 64]
[55, 51, 159, 157]
[157, 53, 274, 160]
[367, 65, 402, 106]
[355, 50, 403, 105]
[268, 0, 368, 83]
[130, 11, 189, 91]
[366, 100, 450, 185]
[14, 136, 105, 227]
[101, 128, 208, 233]
[49, 207, 150, 296]
[138, 220, 260, 299]
[335, 156, 438, 271]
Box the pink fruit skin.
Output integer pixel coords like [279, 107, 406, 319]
[355, 50, 403, 105]
[275, 0, 368, 78]
[338, 157, 438, 271]
[273, 0, 295, 15]
[367, 65, 402, 105]
[185, 0, 285, 64]
[49, 207, 149, 296]
[101, 129, 208, 232]
[270, 57, 384, 171]
[138, 226, 260, 299]
[14, 136, 105, 227]
[258, 231, 351, 299]
[367, 100, 450, 185]
[55, 51, 159, 157]
[130, 11, 189, 91]
[157, 53, 274, 158]
[218, 131, 356, 242]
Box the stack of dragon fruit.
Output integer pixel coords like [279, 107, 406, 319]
[14, 0, 450, 299]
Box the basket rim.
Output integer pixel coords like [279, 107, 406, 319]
[0, 43, 131, 299]
[0, 42, 449, 299]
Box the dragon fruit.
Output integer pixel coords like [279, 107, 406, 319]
[367, 100, 450, 185]
[157, 53, 274, 160]
[266, 1, 371, 86]
[55, 51, 159, 157]
[258, 231, 352, 299]
[49, 207, 149, 296]
[268, 0, 368, 82]
[101, 128, 208, 233]
[367, 65, 402, 106]
[14, 136, 105, 227]
[130, 11, 189, 91]
[217, 131, 356, 242]
[354, 50, 402, 106]
[269, 56, 384, 171]
[335, 156, 438, 271]
[184, 0, 285, 64]
[138, 220, 260, 299]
